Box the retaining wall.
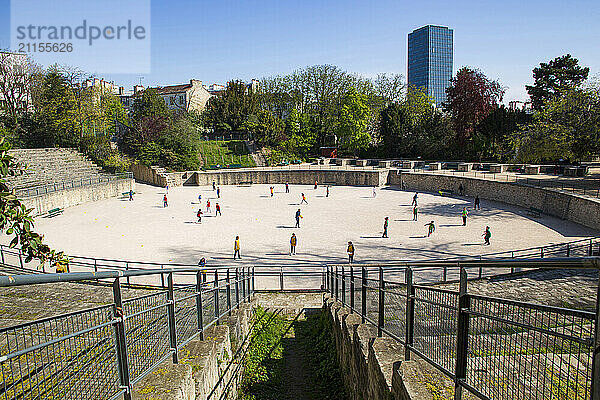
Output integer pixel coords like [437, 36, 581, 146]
[23, 178, 134, 216]
[192, 169, 389, 187]
[390, 171, 600, 231]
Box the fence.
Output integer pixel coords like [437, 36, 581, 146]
[13, 172, 134, 199]
[0, 236, 598, 283]
[327, 258, 600, 400]
[0, 267, 254, 400]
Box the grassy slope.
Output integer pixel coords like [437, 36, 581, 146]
[198, 140, 256, 168]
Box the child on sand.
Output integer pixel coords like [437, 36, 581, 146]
[382, 217, 389, 238]
[290, 233, 297, 255]
[163, 194, 168, 207]
[413, 205, 418, 221]
[197, 209, 203, 223]
[206, 199, 211, 213]
[483, 226, 491, 245]
[425, 221, 435, 237]
[215, 203, 221, 216]
[347, 241, 355, 263]
[300, 193, 308, 204]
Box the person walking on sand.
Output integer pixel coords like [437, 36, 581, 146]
[425, 221, 435, 237]
[382, 217, 389, 238]
[461, 207, 468, 226]
[326, 185, 330, 197]
[290, 233, 297, 255]
[372, 186, 377, 198]
[413, 204, 418, 221]
[129, 189, 134, 201]
[215, 203, 221, 216]
[347, 241, 355, 263]
[206, 199, 211, 213]
[314, 181, 318, 190]
[483, 226, 491, 245]
[295, 209, 302, 228]
[217, 187, 221, 198]
[197, 209, 203, 223]
[234, 236, 241, 259]
[163, 194, 168, 207]
[412, 193, 419, 207]
[270, 186, 274, 197]
[474, 195, 481, 210]
[285, 182, 289, 193]
[212, 181, 216, 191]
[198, 193, 202, 204]
[300, 193, 308, 204]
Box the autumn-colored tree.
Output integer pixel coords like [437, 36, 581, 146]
[444, 67, 504, 152]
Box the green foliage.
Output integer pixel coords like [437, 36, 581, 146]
[474, 106, 531, 161]
[512, 87, 600, 163]
[247, 110, 285, 147]
[240, 307, 289, 400]
[295, 311, 347, 400]
[0, 136, 69, 270]
[37, 69, 79, 147]
[198, 140, 255, 168]
[79, 135, 131, 173]
[203, 80, 258, 132]
[336, 87, 372, 155]
[526, 54, 589, 110]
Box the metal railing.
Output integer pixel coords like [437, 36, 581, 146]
[11, 172, 134, 199]
[0, 236, 598, 280]
[0, 267, 254, 400]
[327, 258, 600, 400]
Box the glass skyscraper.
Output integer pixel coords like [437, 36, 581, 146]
[407, 25, 453, 107]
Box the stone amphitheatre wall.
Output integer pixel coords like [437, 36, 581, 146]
[390, 171, 600, 231]
[191, 169, 388, 187]
[23, 178, 134, 216]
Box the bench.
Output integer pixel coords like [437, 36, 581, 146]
[438, 189, 453, 197]
[47, 208, 64, 217]
[528, 207, 542, 218]
[228, 164, 243, 169]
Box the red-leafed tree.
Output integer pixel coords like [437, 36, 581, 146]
[444, 67, 504, 150]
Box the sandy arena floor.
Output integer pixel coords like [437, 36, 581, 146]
[25, 183, 597, 269]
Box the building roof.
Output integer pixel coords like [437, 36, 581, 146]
[154, 83, 191, 95]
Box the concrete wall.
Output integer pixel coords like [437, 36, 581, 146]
[390, 171, 600, 231]
[130, 163, 168, 186]
[23, 178, 134, 216]
[192, 169, 389, 187]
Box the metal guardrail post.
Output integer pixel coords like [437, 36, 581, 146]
[341, 266, 346, 304]
[0, 245, 4, 265]
[335, 266, 339, 298]
[454, 268, 470, 400]
[112, 277, 132, 400]
[350, 266, 355, 312]
[442, 265, 447, 282]
[235, 268, 240, 308]
[125, 262, 130, 286]
[94, 259, 98, 273]
[226, 269, 232, 316]
[361, 266, 367, 323]
[18, 250, 24, 269]
[330, 266, 335, 294]
[567, 244, 570, 257]
[214, 270, 219, 324]
[405, 267, 415, 360]
[196, 271, 204, 340]
[592, 270, 600, 400]
[160, 265, 165, 288]
[590, 239, 594, 256]
[247, 267, 251, 301]
[541, 248, 544, 258]
[167, 272, 179, 363]
[325, 266, 329, 292]
[280, 266, 284, 291]
[378, 266, 384, 337]
[241, 268, 246, 302]
[252, 267, 255, 294]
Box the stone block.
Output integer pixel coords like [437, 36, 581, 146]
[489, 164, 508, 173]
[458, 163, 473, 172]
[356, 159, 368, 167]
[379, 161, 392, 168]
[428, 162, 442, 171]
[402, 161, 417, 169]
[525, 165, 540, 175]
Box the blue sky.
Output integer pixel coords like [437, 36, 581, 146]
[1, 0, 599, 102]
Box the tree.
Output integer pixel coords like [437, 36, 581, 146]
[512, 87, 600, 162]
[526, 54, 589, 110]
[248, 110, 285, 147]
[0, 136, 69, 269]
[337, 87, 371, 155]
[444, 67, 504, 154]
[374, 73, 405, 104]
[474, 106, 530, 161]
[123, 88, 171, 156]
[203, 80, 258, 132]
[0, 52, 41, 124]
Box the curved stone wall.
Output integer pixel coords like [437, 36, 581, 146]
[389, 171, 600, 231]
[191, 169, 388, 187]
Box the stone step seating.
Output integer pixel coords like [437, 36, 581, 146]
[6, 148, 113, 191]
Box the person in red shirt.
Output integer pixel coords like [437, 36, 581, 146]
[163, 194, 168, 207]
[215, 203, 221, 216]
